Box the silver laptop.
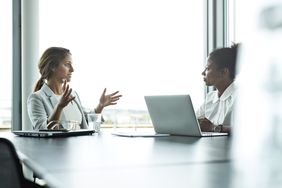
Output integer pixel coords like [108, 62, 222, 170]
[13, 129, 95, 138]
[112, 95, 228, 137]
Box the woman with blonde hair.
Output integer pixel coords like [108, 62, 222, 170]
[27, 47, 122, 130]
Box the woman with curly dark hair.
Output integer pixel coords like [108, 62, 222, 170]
[196, 43, 240, 134]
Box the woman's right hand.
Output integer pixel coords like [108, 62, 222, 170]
[58, 80, 75, 108]
[198, 117, 215, 132]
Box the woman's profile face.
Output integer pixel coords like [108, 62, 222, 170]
[201, 58, 222, 86]
[51, 54, 74, 83]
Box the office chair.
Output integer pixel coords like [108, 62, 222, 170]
[0, 137, 45, 188]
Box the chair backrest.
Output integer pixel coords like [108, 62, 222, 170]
[0, 137, 25, 188]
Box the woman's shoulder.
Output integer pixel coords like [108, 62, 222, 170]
[28, 90, 44, 101]
[29, 84, 55, 98]
[28, 86, 51, 100]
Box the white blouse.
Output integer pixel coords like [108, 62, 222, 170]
[196, 82, 237, 126]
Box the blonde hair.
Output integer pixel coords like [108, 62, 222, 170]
[34, 47, 71, 92]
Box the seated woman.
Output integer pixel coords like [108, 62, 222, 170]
[27, 47, 122, 130]
[196, 43, 240, 134]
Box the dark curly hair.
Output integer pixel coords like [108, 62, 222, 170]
[209, 43, 240, 81]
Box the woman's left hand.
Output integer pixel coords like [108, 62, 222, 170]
[96, 88, 122, 113]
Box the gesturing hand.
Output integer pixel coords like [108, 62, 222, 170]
[58, 80, 75, 109]
[96, 88, 122, 113]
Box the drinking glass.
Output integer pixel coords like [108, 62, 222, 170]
[87, 113, 102, 133]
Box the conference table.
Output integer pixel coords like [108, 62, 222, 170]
[0, 128, 234, 188]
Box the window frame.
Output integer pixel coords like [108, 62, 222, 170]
[12, 0, 22, 131]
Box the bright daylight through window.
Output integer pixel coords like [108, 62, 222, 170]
[39, 0, 204, 128]
[0, 0, 12, 129]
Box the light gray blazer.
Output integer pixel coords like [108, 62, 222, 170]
[27, 84, 89, 130]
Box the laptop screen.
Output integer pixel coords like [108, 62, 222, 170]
[144, 95, 202, 136]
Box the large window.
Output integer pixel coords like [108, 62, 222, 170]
[228, 0, 249, 44]
[38, 0, 205, 127]
[0, 0, 12, 129]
